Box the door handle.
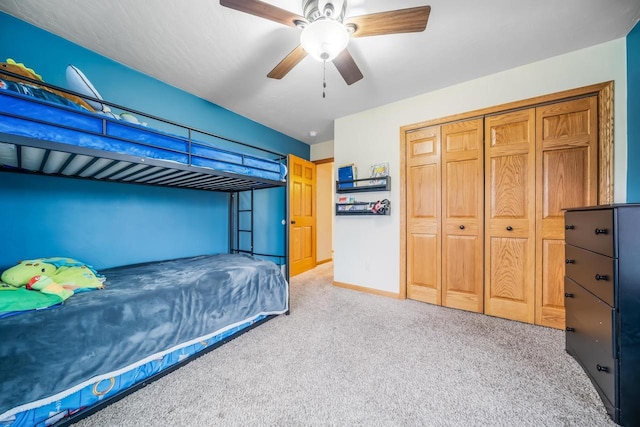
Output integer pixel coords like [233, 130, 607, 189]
[291, 220, 296, 224]
[506, 226, 513, 231]
[459, 225, 465, 230]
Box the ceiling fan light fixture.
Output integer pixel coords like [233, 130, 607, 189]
[300, 18, 349, 62]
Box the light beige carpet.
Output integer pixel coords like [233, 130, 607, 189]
[75, 262, 614, 426]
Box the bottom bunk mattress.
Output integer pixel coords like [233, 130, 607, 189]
[0, 253, 288, 426]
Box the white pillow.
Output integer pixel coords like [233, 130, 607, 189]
[66, 64, 112, 115]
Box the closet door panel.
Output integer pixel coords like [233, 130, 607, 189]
[409, 234, 439, 302]
[442, 118, 483, 313]
[489, 237, 529, 301]
[535, 97, 598, 328]
[489, 154, 529, 218]
[407, 127, 442, 305]
[541, 239, 565, 310]
[485, 110, 536, 323]
[444, 234, 481, 308]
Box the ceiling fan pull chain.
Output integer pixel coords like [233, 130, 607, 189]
[322, 60, 327, 98]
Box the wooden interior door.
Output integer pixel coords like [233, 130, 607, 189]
[441, 118, 484, 313]
[485, 109, 536, 323]
[535, 96, 598, 328]
[406, 126, 441, 304]
[289, 154, 316, 277]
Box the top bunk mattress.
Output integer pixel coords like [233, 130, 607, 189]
[0, 253, 289, 421]
[0, 85, 287, 189]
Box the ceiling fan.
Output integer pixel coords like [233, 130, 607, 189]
[220, 0, 431, 85]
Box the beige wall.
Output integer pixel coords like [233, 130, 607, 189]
[316, 162, 334, 262]
[310, 140, 334, 161]
[334, 38, 628, 294]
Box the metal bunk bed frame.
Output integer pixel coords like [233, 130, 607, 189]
[0, 69, 292, 425]
[0, 68, 290, 281]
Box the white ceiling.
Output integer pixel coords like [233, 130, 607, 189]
[1, 0, 639, 145]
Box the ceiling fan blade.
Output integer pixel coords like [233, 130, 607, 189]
[220, 0, 304, 27]
[346, 6, 431, 38]
[267, 45, 308, 79]
[333, 49, 363, 85]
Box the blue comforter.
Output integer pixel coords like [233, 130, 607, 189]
[0, 254, 288, 418]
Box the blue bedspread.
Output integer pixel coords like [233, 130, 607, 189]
[0, 254, 288, 420]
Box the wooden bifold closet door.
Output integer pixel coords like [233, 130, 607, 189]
[441, 119, 484, 313]
[406, 95, 598, 328]
[484, 109, 537, 323]
[406, 126, 442, 305]
[484, 97, 598, 327]
[406, 119, 484, 313]
[534, 97, 598, 328]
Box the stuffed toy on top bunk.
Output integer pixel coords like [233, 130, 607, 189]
[0, 59, 96, 111]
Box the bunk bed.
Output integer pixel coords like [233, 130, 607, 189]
[0, 69, 291, 427]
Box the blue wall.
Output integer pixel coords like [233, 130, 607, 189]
[0, 173, 228, 270]
[628, 21, 640, 202]
[0, 12, 307, 269]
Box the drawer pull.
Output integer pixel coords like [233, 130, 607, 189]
[565, 259, 575, 264]
[566, 327, 575, 332]
[595, 274, 609, 281]
[459, 225, 465, 230]
[594, 228, 608, 235]
[564, 292, 574, 298]
[506, 226, 513, 231]
[565, 225, 575, 230]
[596, 364, 609, 373]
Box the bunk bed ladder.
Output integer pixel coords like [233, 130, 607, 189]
[232, 189, 254, 256]
[229, 187, 290, 276]
[230, 185, 290, 316]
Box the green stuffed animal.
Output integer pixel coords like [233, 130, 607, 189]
[1, 257, 105, 291]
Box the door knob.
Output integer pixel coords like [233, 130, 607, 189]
[459, 225, 465, 230]
[595, 228, 608, 235]
[565, 259, 575, 264]
[290, 220, 296, 224]
[595, 274, 608, 281]
[564, 292, 574, 298]
[565, 225, 575, 230]
[506, 226, 513, 231]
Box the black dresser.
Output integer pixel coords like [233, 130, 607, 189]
[564, 205, 640, 426]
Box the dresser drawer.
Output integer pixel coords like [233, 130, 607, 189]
[566, 317, 616, 412]
[565, 278, 615, 357]
[565, 209, 614, 256]
[565, 245, 615, 307]
[565, 279, 617, 407]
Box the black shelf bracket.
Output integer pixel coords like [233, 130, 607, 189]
[336, 176, 391, 193]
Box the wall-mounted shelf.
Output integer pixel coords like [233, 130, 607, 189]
[335, 201, 390, 216]
[336, 176, 391, 193]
